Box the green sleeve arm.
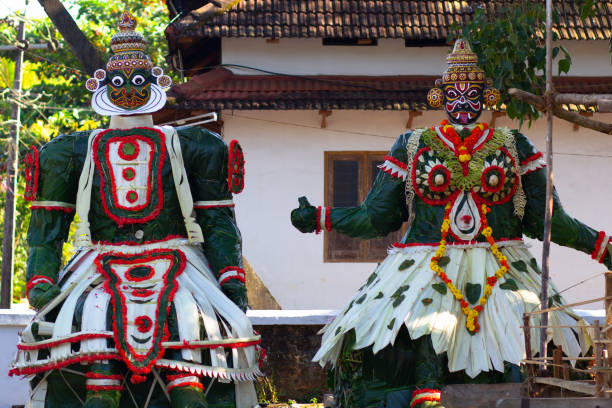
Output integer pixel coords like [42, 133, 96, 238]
[180, 127, 243, 273]
[26, 134, 77, 284]
[517, 132, 611, 269]
[328, 133, 410, 239]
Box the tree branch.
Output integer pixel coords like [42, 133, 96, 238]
[37, 0, 105, 76]
[508, 88, 612, 135]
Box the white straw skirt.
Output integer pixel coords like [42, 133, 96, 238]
[11, 239, 262, 403]
[314, 240, 591, 378]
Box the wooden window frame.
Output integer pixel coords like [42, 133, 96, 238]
[324, 151, 405, 263]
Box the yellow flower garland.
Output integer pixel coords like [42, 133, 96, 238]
[430, 203, 511, 334]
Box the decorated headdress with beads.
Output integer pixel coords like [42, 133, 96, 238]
[85, 11, 172, 116]
[427, 39, 500, 109]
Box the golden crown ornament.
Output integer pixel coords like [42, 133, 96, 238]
[427, 39, 500, 109]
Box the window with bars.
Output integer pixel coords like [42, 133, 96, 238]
[324, 151, 405, 262]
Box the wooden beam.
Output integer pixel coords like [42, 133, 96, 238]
[37, 0, 105, 76]
[319, 110, 332, 128]
[498, 398, 612, 408]
[490, 111, 506, 128]
[509, 88, 612, 135]
[405, 110, 422, 129]
[532, 377, 597, 396]
[573, 112, 593, 131]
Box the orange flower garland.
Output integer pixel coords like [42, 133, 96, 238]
[438, 119, 489, 164]
[430, 202, 511, 334]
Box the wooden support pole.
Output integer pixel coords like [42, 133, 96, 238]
[553, 346, 563, 378]
[539, 0, 554, 366]
[606, 271, 612, 388]
[523, 314, 535, 397]
[594, 320, 604, 397]
[0, 9, 26, 309]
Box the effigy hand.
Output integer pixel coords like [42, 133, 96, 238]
[291, 196, 317, 233]
[222, 280, 248, 312]
[27, 283, 61, 310]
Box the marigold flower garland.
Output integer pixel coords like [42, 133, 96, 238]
[438, 119, 488, 164]
[430, 202, 510, 334]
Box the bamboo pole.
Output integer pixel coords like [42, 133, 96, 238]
[539, 0, 554, 368]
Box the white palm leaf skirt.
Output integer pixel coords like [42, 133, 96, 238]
[10, 239, 263, 383]
[315, 240, 592, 378]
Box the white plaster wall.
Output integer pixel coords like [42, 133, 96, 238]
[227, 110, 612, 310]
[222, 38, 611, 77]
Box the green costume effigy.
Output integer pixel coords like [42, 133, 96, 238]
[291, 39, 612, 408]
[11, 12, 261, 408]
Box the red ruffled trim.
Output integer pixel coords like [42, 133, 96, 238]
[258, 345, 267, 368]
[228, 140, 245, 194]
[410, 389, 441, 408]
[17, 333, 112, 351]
[194, 203, 235, 209]
[9, 353, 121, 376]
[167, 381, 203, 392]
[383, 155, 408, 170]
[93, 128, 166, 227]
[592, 231, 607, 262]
[30, 205, 75, 213]
[86, 385, 124, 391]
[325, 206, 332, 232]
[315, 206, 322, 234]
[25, 275, 55, 298]
[85, 372, 123, 380]
[217, 266, 246, 285]
[520, 151, 543, 166]
[94, 249, 186, 379]
[91, 235, 187, 246]
[165, 338, 261, 350]
[166, 373, 198, 382]
[393, 237, 523, 248]
[23, 145, 39, 201]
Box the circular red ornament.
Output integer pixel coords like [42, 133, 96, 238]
[428, 164, 451, 193]
[122, 167, 136, 181]
[126, 190, 138, 203]
[134, 315, 153, 333]
[480, 166, 506, 194]
[118, 140, 140, 161]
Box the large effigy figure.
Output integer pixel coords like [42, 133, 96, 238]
[291, 39, 611, 407]
[11, 12, 261, 408]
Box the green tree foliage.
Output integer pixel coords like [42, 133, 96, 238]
[0, 0, 172, 304]
[449, 1, 596, 124]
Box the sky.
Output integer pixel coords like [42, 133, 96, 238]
[0, 0, 49, 19]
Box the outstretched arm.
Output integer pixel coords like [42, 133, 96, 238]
[25, 134, 79, 309]
[181, 127, 248, 311]
[517, 131, 612, 269]
[291, 133, 411, 239]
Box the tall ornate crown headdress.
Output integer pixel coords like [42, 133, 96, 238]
[85, 11, 172, 116]
[427, 39, 500, 109]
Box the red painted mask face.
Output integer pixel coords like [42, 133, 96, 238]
[443, 82, 483, 125]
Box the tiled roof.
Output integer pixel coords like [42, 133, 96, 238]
[166, 67, 612, 111]
[168, 68, 432, 110]
[166, 0, 612, 42]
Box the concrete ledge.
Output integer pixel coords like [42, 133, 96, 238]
[247, 309, 337, 325]
[0, 309, 34, 327]
[0, 308, 604, 326]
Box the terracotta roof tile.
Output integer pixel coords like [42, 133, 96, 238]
[166, 67, 612, 111]
[166, 0, 612, 44]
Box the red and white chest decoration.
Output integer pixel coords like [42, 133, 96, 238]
[93, 128, 166, 226]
